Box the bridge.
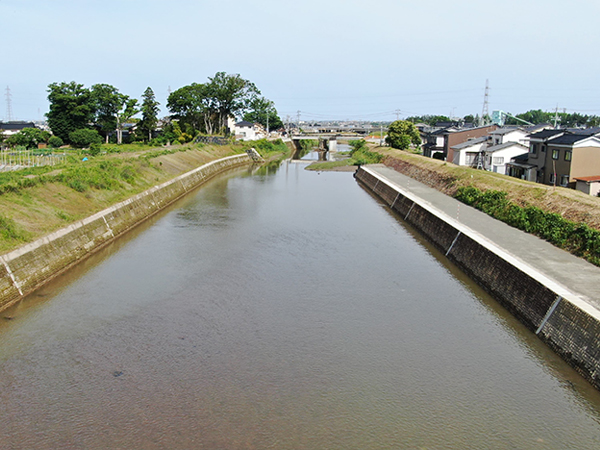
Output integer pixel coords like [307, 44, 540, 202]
[290, 132, 368, 153]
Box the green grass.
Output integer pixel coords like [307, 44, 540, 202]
[305, 160, 353, 171]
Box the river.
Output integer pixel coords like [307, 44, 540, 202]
[1, 159, 600, 449]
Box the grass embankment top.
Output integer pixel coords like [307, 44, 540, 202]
[0, 139, 290, 254]
[379, 147, 600, 267]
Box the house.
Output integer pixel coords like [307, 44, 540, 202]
[526, 128, 600, 186]
[422, 126, 459, 158]
[506, 153, 537, 181]
[0, 121, 36, 136]
[488, 127, 528, 147]
[483, 142, 529, 175]
[444, 124, 498, 163]
[232, 121, 264, 141]
[450, 136, 488, 167]
[574, 176, 600, 196]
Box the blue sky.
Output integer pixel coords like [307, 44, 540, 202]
[2, 0, 600, 122]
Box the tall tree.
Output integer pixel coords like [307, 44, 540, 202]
[116, 98, 139, 144]
[385, 120, 421, 150]
[46, 82, 95, 142]
[139, 87, 160, 142]
[167, 83, 216, 134]
[91, 84, 129, 143]
[243, 97, 283, 132]
[207, 72, 260, 133]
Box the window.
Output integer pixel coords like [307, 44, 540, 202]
[530, 143, 537, 154]
[493, 157, 504, 165]
[552, 149, 559, 160]
[541, 145, 547, 152]
[549, 173, 555, 184]
[560, 175, 570, 186]
[565, 150, 572, 161]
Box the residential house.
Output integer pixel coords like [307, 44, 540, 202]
[232, 121, 264, 141]
[527, 128, 600, 186]
[450, 136, 488, 167]
[444, 124, 498, 163]
[0, 121, 36, 136]
[483, 142, 529, 175]
[422, 126, 459, 158]
[505, 153, 537, 181]
[488, 127, 528, 147]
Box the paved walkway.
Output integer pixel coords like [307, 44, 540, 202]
[367, 165, 600, 311]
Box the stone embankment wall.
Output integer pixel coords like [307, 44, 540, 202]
[0, 154, 251, 311]
[355, 166, 600, 390]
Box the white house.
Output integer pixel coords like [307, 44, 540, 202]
[483, 142, 529, 175]
[232, 121, 264, 141]
[450, 136, 488, 167]
[488, 127, 528, 147]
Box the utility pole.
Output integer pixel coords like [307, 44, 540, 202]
[554, 105, 560, 128]
[297, 110, 301, 131]
[5, 86, 13, 122]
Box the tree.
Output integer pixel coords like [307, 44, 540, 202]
[167, 73, 263, 135]
[206, 72, 261, 133]
[5, 127, 50, 149]
[385, 120, 421, 150]
[69, 128, 102, 148]
[167, 83, 214, 134]
[91, 84, 129, 143]
[46, 82, 95, 143]
[138, 87, 159, 142]
[243, 97, 283, 132]
[115, 98, 139, 144]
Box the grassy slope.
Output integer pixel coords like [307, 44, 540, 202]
[0, 143, 242, 254]
[377, 147, 600, 231]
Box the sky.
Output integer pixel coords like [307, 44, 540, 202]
[2, 0, 600, 123]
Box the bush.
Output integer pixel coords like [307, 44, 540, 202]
[69, 129, 102, 148]
[455, 186, 600, 266]
[48, 136, 64, 148]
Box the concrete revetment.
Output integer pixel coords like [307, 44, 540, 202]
[0, 154, 253, 312]
[355, 165, 600, 390]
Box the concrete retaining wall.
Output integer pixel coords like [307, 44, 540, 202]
[356, 166, 600, 389]
[0, 154, 252, 312]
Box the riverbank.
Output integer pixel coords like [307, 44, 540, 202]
[378, 147, 600, 231]
[0, 139, 291, 311]
[356, 164, 600, 390]
[0, 140, 291, 255]
[0, 153, 255, 312]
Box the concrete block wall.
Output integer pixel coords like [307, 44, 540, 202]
[355, 166, 600, 389]
[0, 154, 251, 312]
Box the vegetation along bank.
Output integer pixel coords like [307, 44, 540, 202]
[378, 147, 600, 267]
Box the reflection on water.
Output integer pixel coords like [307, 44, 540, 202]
[1, 161, 600, 449]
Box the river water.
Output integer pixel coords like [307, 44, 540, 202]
[1, 160, 600, 449]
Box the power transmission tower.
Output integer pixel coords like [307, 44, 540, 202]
[297, 110, 301, 130]
[480, 79, 489, 126]
[5, 86, 13, 122]
[395, 109, 401, 120]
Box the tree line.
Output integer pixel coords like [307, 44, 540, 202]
[1, 72, 283, 149]
[407, 110, 600, 128]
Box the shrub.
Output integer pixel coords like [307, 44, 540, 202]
[69, 129, 102, 148]
[48, 136, 64, 148]
[455, 186, 600, 267]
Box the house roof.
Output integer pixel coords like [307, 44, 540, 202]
[450, 136, 488, 150]
[547, 132, 600, 146]
[0, 121, 35, 131]
[485, 142, 528, 153]
[235, 121, 254, 127]
[574, 175, 600, 183]
[528, 129, 564, 140]
[489, 127, 523, 136]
